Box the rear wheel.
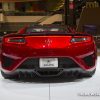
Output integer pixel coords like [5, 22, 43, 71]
[1, 71, 16, 79]
[84, 69, 96, 77]
[1, 71, 37, 79]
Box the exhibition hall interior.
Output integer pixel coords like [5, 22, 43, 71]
[0, 0, 100, 100]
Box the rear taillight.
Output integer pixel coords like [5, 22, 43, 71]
[71, 36, 92, 43]
[4, 37, 26, 44]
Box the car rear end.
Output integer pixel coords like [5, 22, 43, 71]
[0, 28, 97, 78]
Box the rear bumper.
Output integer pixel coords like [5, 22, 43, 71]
[1, 51, 97, 74]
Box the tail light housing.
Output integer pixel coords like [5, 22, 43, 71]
[71, 36, 92, 43]
[4, 37, 26, 44]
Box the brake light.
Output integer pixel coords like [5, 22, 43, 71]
[71, 36, 92, 43]
[4, 37, 26, 44]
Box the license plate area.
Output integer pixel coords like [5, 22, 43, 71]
[39, 58, 58, 68]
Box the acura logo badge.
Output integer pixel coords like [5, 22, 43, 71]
[45, 39, 52, 46]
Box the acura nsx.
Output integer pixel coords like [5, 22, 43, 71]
[0, 25, 97, 79]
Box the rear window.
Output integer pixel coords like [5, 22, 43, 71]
[26, 26, 66, 33]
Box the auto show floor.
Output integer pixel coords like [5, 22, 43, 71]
[0, 57, 100, 100]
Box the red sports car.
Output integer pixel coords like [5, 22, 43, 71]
[0, 25, 97, 79]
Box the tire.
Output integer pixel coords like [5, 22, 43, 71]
[84, 69, 96, 77]
[1, 71, 37, 79]
[1, 71, 15, 79]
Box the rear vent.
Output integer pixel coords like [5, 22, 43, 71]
[18, 58, 39, 69]
[59, 58, 80, 68]
[83, 55, 94, 67]
[2, 56, 14, 68]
